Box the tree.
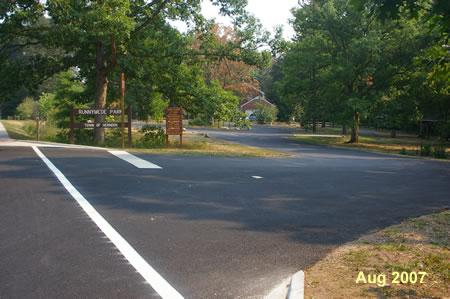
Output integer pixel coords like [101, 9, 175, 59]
[276, 0, 439, 142]
[16, 97, 39, 119]
[258, 58, 292, 122]
[254, 102, 278, 124]
[38, 92, 56, 122]
[351, 0, 449, 129]
[1, 0, 269, 143]
[49, 70, 86, 128]
[199, 24, 266, 100]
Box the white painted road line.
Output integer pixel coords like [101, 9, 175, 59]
[108, 150, 162, 169]
[32, 146, 182, 299]
[252, 176, 264, 179]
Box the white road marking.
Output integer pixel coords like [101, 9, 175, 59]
[252, 176, 264, 179]
[32, 146, 182, 299]
[108, 150, 162, 169]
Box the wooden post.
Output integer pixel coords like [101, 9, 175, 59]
[166, 135, 169, 149]
[179, 105, 183, 149]
[121, 73, 125, 149]
[70, 107, 74, 144]
[36, 117, 40, 141]
[127, 105, 132, 148]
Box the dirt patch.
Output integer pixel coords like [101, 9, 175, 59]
[305, 211, 450, 298]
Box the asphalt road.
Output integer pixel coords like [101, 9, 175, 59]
[1, 125, 449, 298]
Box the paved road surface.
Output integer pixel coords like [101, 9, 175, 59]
[1, 124, 449, 298]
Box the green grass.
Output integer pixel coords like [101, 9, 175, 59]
[295, 126, 344, 135]
[374, 243, 409, 252]
[126, 143, 290, 158]
[289, 134, 450, 160]
[344, 249, 372, 266]
[2, 120, 62, 142]
[1, 120, 36, 140]
[1, 120, 290, 158]
[407, 218, 430, 230]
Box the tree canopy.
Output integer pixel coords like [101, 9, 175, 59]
[1, 0, 270, 142]
[268, 0, 448, 142]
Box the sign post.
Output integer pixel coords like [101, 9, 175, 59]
[165, 106, 183, 149]
[121, 73, 125, 149]
[70, 107, 75, 144]
[70, 108, 132, 145]
[36, 117, 40, 141]
[128, 105, 132, 148]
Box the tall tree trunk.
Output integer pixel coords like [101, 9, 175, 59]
[350, 113, 360, 143]
[342, 125, 347, 135]
[94, 37, 116, 144]
[321, 120, 326, 128]
[312, 118, 317, 133]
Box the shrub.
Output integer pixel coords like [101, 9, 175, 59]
[400, 147, 407, 155]
[432, 144, 448, 159]
[254, 102, 278, 124]
[55, 128, 94, 145]
[233, 110, 251, 130]
[189, 115, 211, 126]
[234, 116, 251, 130]
[137, 125, 165, 148]
[420, 144, 432, 156]
[435, 121, 450, 141]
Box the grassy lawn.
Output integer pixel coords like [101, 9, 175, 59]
[295, 126, 344, 135]
[1, 120, 289, 158]
[1, 120, 44, 140]
[305, 211, 450, 298]
[290, 134, 449, 160]
[128, 131, 290, 157]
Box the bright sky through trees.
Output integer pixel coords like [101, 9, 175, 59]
[172, 0, 298, 39]
[206, 0, 298, 39]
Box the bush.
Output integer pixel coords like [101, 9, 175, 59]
[254, 102, 278, 124]
[234, 116, 251, 130]
[189, 116, 211, 126]
[420, 144, 432, 156]
[24, 124, 37, 136]
[136, 125, 165, 148]
[400, 147, 407, 155]
[435, 121, 450, 141]
[55, 129, 94, 145]
[432, 144, 448, 159]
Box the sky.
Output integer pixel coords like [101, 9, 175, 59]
[202, 0, 299, 39]
[174, 0, 299, 40]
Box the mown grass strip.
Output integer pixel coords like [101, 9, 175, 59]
[1, 120, 290, 158]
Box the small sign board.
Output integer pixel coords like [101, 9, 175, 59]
[73, 109, 122, 115]
[72, 122, 130, 129]
[70, 106, 132, 147]
[165, 106, 183, 148]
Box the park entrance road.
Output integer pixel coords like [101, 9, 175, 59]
[1, 127, 449, 298]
